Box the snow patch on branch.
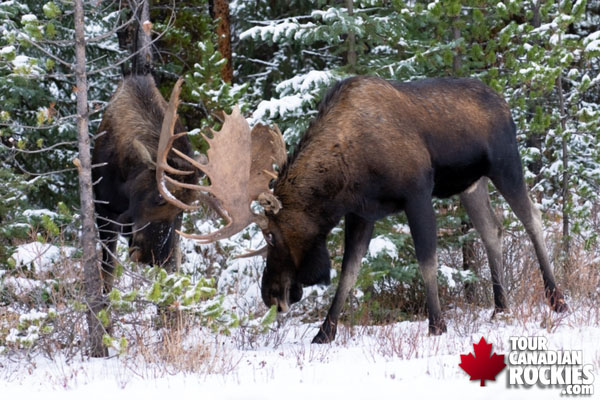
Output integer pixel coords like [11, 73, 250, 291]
[368, 236, 397, 260]
[250, 70, 335, 124]
[10, 242, 76, 273]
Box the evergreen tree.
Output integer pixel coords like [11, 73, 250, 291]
[233, 0, 600, 314]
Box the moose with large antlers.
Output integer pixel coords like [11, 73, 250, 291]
[93, 75, 199, 293]
[157, 75, 568, 344]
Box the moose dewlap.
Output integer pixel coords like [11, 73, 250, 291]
[157, 75, 568, 344]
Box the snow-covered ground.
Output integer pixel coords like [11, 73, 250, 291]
[1, 304, 598, 399]
[3, 234, 599, 399]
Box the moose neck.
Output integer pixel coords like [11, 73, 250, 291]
[275, 140, 352, 237]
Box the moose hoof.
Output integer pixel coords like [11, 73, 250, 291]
[491, 306, 509, 320]
[552, 299, 569, 313]
[428, 319, 447, 336]
[549, 289, 569, 313]
[312, 321, 337, 344]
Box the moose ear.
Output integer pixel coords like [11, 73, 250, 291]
[132, 139, 156, 168]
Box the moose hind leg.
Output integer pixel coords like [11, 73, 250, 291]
[405, 195, 446, 335]
[460, 178, 508, 313]
[491, 171, 567, 312]
[312, 213, 374, 344]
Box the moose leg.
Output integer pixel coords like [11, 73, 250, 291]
[312, 213, 374, 344]
[98, 221, 119, 294]
[405, 195, 447, 335]
[491, 173, 568, 312]
[168, 212, 184, 273]
[460, 178, 508, 313]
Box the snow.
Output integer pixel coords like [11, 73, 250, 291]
[251, 69, 334, 124]
[368, 235, 397, 260]
[10, 242, 76, 273]
[4, 236, 598, 398]
[20, 13, 37, 24]
[3, 234, 600, 399]
[11, 54, 43, 76]
[584, 30, 600, 46]
[2, 276, 42, 295]
[11, 55, 31, 68]
[1, 308, 598, 399]
[427, 1, 440, 11]
[275, 70, 332, 95]
[240, 20, 316, 43]
[0, 45, 14, 55]
[23, 208, 59, 219]
[584, 38, 600, 53]
[252, 94, 306, 122]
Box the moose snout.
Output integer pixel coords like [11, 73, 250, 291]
[275, 298, 290, 313]
[261, 278, 304, 314]
[262, 289, 291, 313]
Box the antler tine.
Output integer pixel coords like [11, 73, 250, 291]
[234, 245, 268, 259]
[160, 132, 195, 176]
[177, 210, 268, 244]
[176, 221, 240, 243]
[157, 78, 286, 245]
[156, 77, 192, 205]
[155, 78, 221, 212]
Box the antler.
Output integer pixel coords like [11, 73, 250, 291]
[156, 78, 286, 244]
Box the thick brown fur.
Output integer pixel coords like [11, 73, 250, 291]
[261, 76, 567, 343]
[92, 75, 197, 293]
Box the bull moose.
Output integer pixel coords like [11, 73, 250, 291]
[92, 75, 198, 293]
[157, 75, 568, 343]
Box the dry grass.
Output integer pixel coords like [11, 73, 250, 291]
[318, 216, 600, 362]
[2, 212, 599, 387]
[120, 319, 239, 378]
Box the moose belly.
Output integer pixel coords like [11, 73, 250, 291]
[432, 158, 489, 198]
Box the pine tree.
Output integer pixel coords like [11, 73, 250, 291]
[233, 0, 600, 313]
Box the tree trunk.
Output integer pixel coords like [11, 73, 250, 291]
[452, 10, 477, 302]
[211, 0, 233, 82]
[452, 17, 461, 74]
[532, 0, 542, 29]
[132, 0, 153, 75]
[525, 0, 544, 184]
[346, 0, 357, 72]
[117, 0, 153, 76]
[557, 69, 570, 266]
[461, 221, 477, 303]
[74, 0, 106, 358]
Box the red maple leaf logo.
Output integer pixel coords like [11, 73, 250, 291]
[459, 337, 506, 386]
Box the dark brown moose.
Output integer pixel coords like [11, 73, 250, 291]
[157, 75, 568, 343]
[92, 75, 198, 293]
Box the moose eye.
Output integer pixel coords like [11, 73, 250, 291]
[265, 232, 275, 247]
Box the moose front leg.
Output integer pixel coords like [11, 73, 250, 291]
[405, 195, 447, 335]
[97, 220, 119, 295]
[312, 214, 374, 344]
